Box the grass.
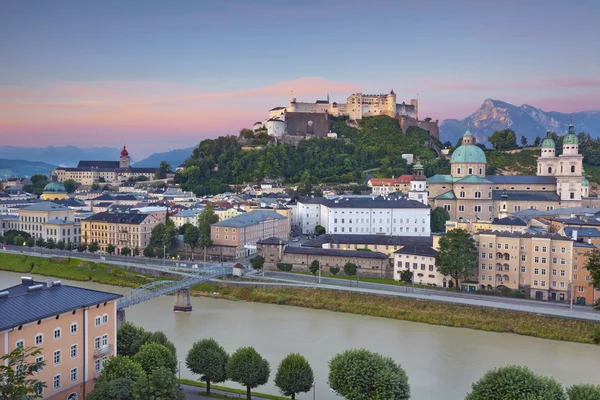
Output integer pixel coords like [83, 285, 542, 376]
[178, 379, 288, 400]
[0, 253, 152, 288]
[285, 270, 445, 290]
[191, 285, 600, 344]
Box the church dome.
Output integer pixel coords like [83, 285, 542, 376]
[582, 177, 590, 187]
[541, 136, 555, 148]
[121, 145, 129, 157]
[563, 133, 579, 145]
[450, 128, 486, 164]
[43, 181, 66, 193]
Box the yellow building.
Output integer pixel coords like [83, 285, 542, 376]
[40, 175, 69, 201]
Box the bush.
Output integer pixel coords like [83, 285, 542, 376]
[466, 365, 566, 400]
[329, 266, 340, 275]
[343, 262, 357, 276]
[276, 263, 293, 272]
[567, 384, 600, 400]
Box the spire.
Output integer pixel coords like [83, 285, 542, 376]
[327, 93, 330, 103]
[546, 123, 551, 135]
[568, 115, 575, 134]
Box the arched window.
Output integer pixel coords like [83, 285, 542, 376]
[468, 168, 473, 175]
[504, 253, 510, 260]
[571, 165, 576, 173]
[474, 192, 481, 198]
[459, 191, 465, 198]
[479, 168, 483, 175]
[457, 168, 461, 175]
[548, 167, 552, 174]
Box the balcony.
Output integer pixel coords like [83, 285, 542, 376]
[94, 345, 114, 358]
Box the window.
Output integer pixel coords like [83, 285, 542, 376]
[16, 339, 24, 349]
[586, 276, 591, 282]
[542, 246, 547, 253]
[552, 269, 557, 276]
[541, 258, 547, 264]
[541, 268, 546, 275]
[534, 246, 539, 252]
[102, 334, 108, 347]
[95, 316, 101, 326]
[561, 247, 566, 253]
[469, 168, 473, 174]
[497, 243, 502, 249]
[70, 323, 77, 334]
[481, 263, 486, 270]
[574, 274, 578, 280]
[36, 356, 44, 371]
[552, 258, 558, 264]
[533, 280, 538, 286]
[70, 344, 77, 359]
[35, 334, 43, 345]
[53, 374, 61, 390]
[488, 264, 493, 270]
[474, 205, 482, 213]
[534, 257, 539, 263]
[458, 205, 465, 212]
[94, 337, 100, 350]
[481, 252, 486, 259]
[534, 268, 539, 275]
[560, 259, 566, 265]
[560, 270, 565, 277]
[541, 281, 546, 287]
[70, 367, 78, 382]
[474, 191, 481, 198]
[53, 350, 61, 365]
[560, 282, 565, 288]
[482, 274, 486, 280]
[95, 359, 101, 373]
[459, 191, 465, 198]
[54, 328, 61, 340]
[520, 266, 526, 273]
[521, 255, 526, 262]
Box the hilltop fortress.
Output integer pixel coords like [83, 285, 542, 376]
[254, 91, 439, 140]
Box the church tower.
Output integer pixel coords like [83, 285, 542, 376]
[408, 161, 428, 205]
[536, 126, 557, 176]
[119, 145, 130, 169]
[555, 118, 583, 202]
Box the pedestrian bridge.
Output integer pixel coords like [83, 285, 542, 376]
[117, 265, 232, 310]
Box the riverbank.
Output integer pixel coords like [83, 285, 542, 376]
[1, 253, 598, 344]
[192, 284, 600, 344]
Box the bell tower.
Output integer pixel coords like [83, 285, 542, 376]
[119, 145, 130, 169]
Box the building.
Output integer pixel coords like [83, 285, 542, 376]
[210, 210, 289, 260]
[213, 206, 242, 222]
[427, 122, 596, 220]
[473, 231, 574, 300]
[302, 233, 433, 258]
[17, 202, 81, 244]
[53, 146, 158, 186]
[81, 211, 166, 254]
[41, 175, 69, 201]
[257, 237, 391, 278]
[171, 208, 204, 229]
[296, 197, 430, 236]
[408, 162, 428, 205]
[572, 241, 599, 305]
[0, 276, 121, 399]
[367, 175, 412, 195]
[393, 243, 441, 286]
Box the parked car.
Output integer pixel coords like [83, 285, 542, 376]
[292, 237, 300, 243]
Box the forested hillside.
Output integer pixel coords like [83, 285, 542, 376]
[175, 116, 446, 195]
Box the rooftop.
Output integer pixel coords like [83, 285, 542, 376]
[298, 197, 429, 209]
[564, 227, 600, 237]
[491, 190, 560, 201]
[0, 278, 121, 331]
[85, 211, 149, 224]
[212, 210, 286, 228]
[476, 230, 572, 241]
[492, 216, 528, 226]
[21, 202, 71, 212]
[303, 234, 433, 247]
[394, 243, 437, 257]
[284, 246, 389, 260]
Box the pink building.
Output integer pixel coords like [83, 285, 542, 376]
[0, 276, 121, 399]
[210, 210, 289, 260]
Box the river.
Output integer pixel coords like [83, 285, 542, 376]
[2, 271, 600, 399]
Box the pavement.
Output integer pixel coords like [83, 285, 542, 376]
[181, 383, 274, 400]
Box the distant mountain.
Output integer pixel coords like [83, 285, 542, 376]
[133, 147, 195, 168]
[440, 99, 600, 145]
[0, 159, 57, 178]
[0, 146, 120, 167]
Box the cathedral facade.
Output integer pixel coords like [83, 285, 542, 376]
[427, 121, 592, 220]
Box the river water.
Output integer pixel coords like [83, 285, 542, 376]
[2, 271, 600, 399]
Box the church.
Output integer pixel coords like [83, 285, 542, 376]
[53, 146, 158, 186]
[427, 120, 594, 220]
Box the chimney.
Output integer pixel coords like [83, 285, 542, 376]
[46, 277, 53, 288]
[53, 281, 62, 286]
[588, 238, 592, 244]
[28, 284, 44, 292]
[21, 276, 33, 285]
[572, 230, 578, 241]
[0, 291, 9, 299]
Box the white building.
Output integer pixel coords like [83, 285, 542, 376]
[297, 197, 431, 236]
[171, 208, 204, 229]
[408, 162, 428, 205]
[16, 202, 81, 244]
[393, 244, 448, 287]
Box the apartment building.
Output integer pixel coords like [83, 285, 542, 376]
[17, 202, 81, 244]
[210, 210, 289, 260]
[572, 241, 598, 305]
[0, 276, 121, 399]
[474, 231, 574, 300]
[81, 211, 166, 254]
[297, 197, 430, 236]
[393, 243, 441, 286]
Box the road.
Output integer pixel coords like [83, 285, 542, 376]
[181, 384, 277, 400]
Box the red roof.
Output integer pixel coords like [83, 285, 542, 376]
[121, 145, 129, 157]
[369, 174, 412, 186]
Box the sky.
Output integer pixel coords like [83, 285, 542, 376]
[1, 0, 600, 158]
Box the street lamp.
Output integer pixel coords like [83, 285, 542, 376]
[178, 360, 182, 380]
[163, 245, 166, 266]
[312, 381, 316, 400]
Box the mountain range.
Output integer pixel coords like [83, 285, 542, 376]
[0, 159, 57, 179]
[440, 99, 600, 145]
[133, 147, 194, 168]
[0, 146, 120, 167]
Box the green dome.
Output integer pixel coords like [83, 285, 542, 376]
[43, 181, 67, 193]
[582, 178, 589, 187]
[563, 133, 579, 145]
[450, 144, 486, 164]
[541, 136, 555, 148]
[413, 161, 424, 169]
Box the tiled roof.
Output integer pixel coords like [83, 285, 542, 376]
[369, 175, 413, 186]
[45, 218, 77, 225]
[0, 279, 121, 331]
[426, 174, 455, 183]
[486, 175, 556, 184]
[85, 211, 148, 224]
[492, 217, 528, 226]
[303, 234, 433, 247]
[476, 230, 572, 241]
[257, 237, 288, 245]
[394, 243, 437, 257]
[434, 190, 456, 200]
[284, 247, 389, 259]
[21, 202, 71, 212]
[491, 190, 560, 201]
[455, 175, 491, 184]
[76, 160, 120, 169]
[212, 210, 285, 227]
[564, 227, 600, 237]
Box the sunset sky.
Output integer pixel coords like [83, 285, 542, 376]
[1, 0, 599, 158]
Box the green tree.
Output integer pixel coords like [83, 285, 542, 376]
[198, 205, 219, 261]
[520, 135, 528, 147]
[309, 260, 320, 276]
[584, 249, 600, 289]
[26, 237, 34, 247]
[133, 343, 178, 375]
[133, 366, 185, 400]
[121, 247, 132, 256]
[436, 228, 477, 290]
[430, 206, 450, 233]
[98, 355, 146, 384]
[186, 338, 229, 395]
[155, 161, 173, 179]
[77, 243, 87, 253]
[227, 347, 270, 400]
[344, 262, 357, 276]
[146, 331, 177, 359]
[0, 346, 46, 399]
[88, 377, 139, 400]
[250, 255, 265, 271]
[533, 136, 541, 147]
[117, 322, 150, 357]
[144, 245, 155, 258]
[63, 179, 78, 193]
[45, 238, 55, 249]
[315, 225, 326, 235]
[399, 269, 413, 284]
[466, 365, 566, 400]
[329, 266, 340, 275]
[13, 234, 25, 246]
[567, 384, 600, 400]
[488, 129, 518, 150]
[274, 353, 314, 400]
[184, 225, 200, 259]
[149, 219, 178, 254]
[91, 182, 100, 191]
[328, 348, 410, 400]
[35, 237, 45, 247]
[106, 243, 116, 254]
[88, 241, 100, 253]
[133, 247, 140, 256]
[56, 240, 65, 250]
[178, 222, 194, 235]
